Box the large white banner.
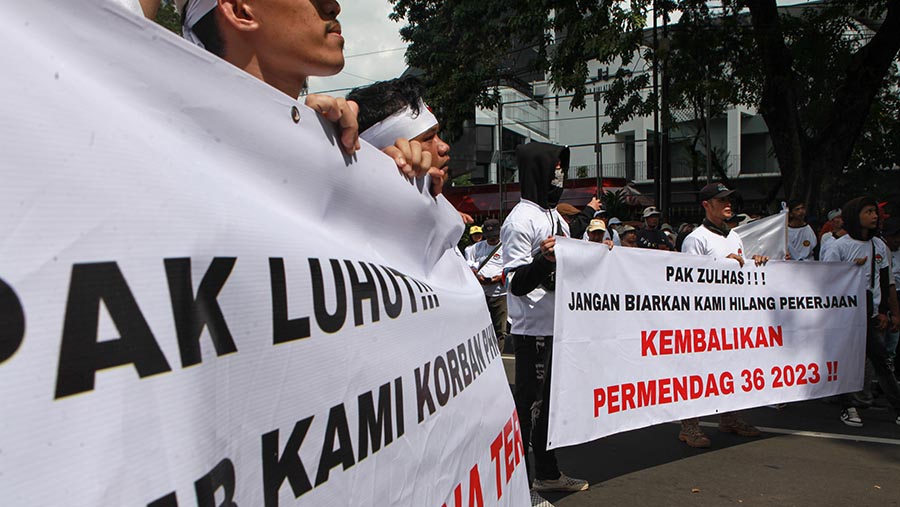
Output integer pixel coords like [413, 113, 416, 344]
[548, 239, 866, 448]
[0, 1, 529, 505]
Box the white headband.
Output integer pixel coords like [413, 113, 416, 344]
[176, 0, 217, 48]
[360, 100, 438, 149]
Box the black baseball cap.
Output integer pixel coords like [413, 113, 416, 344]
[698, 182, 737, 203]
[483, 219, 501, 238]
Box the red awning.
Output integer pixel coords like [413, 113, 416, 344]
[446, 182, 651, 215]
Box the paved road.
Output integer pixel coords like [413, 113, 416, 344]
[501, 355, 900, 506]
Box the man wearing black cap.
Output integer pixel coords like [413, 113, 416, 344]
[467, 219, 507, 354]
[502, 142, 588, 505]
[678, 182, 768, 448]
[786, 200, 817, 261]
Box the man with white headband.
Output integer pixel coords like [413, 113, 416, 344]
[173, 0, 431, 176]
[348, 77, 450, 198]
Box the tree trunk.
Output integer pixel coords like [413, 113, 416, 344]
[745, 0, 807, 201]
[747, 0, 900, 214]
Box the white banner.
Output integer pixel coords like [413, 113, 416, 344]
[0, 1, 529, 505]
[734, 208, 788, 260]
[548, 239, 866, 448]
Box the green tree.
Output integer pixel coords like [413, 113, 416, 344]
[390, 0, 900, 212]
[154, 0, 181, 34]
[602, 189, 631, 220]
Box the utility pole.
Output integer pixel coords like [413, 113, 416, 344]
[659, 8, 672, 221]
[652, 0, 660, 199]
[497, 92, 505, 221]
[705, 89, 712, 184]
[595, 82, 603, 196]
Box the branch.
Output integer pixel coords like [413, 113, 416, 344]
[811, 0, 900, 163]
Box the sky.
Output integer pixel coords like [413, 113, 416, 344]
[309, 0, 818, 97]
[307, 1, 410, 96]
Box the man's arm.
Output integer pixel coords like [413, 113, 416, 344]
[508, 238, 556, 296]
[568, 199, 598, 239]
[502, 222, 554, 297]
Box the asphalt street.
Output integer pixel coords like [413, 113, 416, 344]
[501, 355, 900, 507]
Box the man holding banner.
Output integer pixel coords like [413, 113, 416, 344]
[466, 219, 508, 354]
[678, 182, 768, 447]
[0, 1, 537, 505]
[823, 196, 900, 427]
[502, 142, 589, 505]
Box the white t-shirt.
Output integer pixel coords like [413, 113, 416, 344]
[466, 240, 506, 297]
[680, 223, 745, 260]
[502, 199, 570, 336]
[787, 224, 817, 261]
[819, 232, 840, 260]
[464, 242, 479, 263]
[822, 235, 890, 315]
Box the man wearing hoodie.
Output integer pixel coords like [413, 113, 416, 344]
[501, 143, 589, 506]
[822, 196, 900, 427]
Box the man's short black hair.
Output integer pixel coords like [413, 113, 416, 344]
[347, 77, 427, 133]
[787, 199, 805, 212]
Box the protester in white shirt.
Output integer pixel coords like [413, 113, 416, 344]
[679, 182, 768, 448]
[586, 219, 614, 248]
[785, 200, 817, 261]
[466, 219, 507, 353]
[883, 217, 900, 365]
[822, 197, 900, 427]
[819, 209, 845, 260]
[501, 142, 589, 504]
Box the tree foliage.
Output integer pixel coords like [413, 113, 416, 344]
[390, 0, 900, 211]
[154, 0, 181, 34]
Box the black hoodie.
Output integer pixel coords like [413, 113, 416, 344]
[507, 142, 570, 297]
[517, 142, 569, 210]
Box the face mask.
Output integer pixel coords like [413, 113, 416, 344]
[551, 168, 564, 189]
[547, 167, 564, 207]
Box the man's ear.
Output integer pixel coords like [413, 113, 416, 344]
[218, 0, 258, 32]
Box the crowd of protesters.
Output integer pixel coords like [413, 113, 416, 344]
[462, 165, 899, 504]
[114, 3, 899, 506]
